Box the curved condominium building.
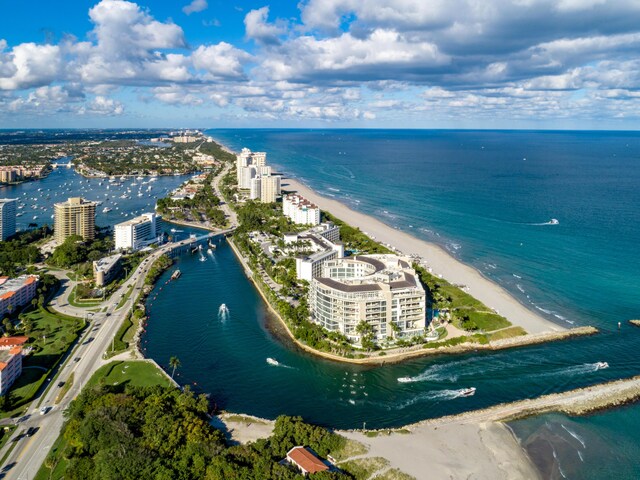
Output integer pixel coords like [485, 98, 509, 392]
[309, 255, 427, 345]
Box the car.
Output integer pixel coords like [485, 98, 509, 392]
[57, 381, 65, 388]
[74, 357, 80, 362]
[26, 427, 38, 437]
[39, 406, 51, 415]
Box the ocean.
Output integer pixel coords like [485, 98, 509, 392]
[190, 128, 640, 479]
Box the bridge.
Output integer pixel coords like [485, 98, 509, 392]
[165, 227, 236, 256]
[51, 162, 73, 168]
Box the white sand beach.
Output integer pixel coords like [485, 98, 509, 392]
[340, 422, 540, 480]
[283, 177, 563, 335]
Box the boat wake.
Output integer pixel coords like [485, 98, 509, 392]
[218, 303, 230, 322]
[397, 357, 482, 384]
[266, 357, 294, 369]
[392, 388, 477, 410]
[529, 218, 560, 226]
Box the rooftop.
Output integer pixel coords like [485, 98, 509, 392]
[0, 275, 38, 300]
[94, 253, 122, 272]
[115, 212, 156, 227]
[287, 447, 329, 474]
[0, 347, 21, 371]
[0, 336, 28, 349]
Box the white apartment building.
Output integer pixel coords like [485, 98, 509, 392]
[0, 275, 38, 317]
[0, 199, 17, 241]
[236, 149, 268, 188]
[309, 255, 426, 344]
[114, 213, 162, 251]
[286, 223, 344, 281]
[0, 346, 23, 396]
[93, 253, 123, 287]
[283, 194, 321, 225]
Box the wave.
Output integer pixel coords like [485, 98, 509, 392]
[513, 273, 522, 279]
[560, 424, 586, 449]
[327, 187, 340, 192]
[516, 284, 526, 294]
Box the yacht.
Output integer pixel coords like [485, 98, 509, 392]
[170, 269, 181, 280]
[103, 207, 112, 213]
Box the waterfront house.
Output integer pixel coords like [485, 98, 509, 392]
[285, 446, 330, 476]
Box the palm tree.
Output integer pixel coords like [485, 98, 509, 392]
[169, 356, 181, 379]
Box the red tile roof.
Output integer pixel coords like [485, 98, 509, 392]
[8, 346, 22, 355]
[287, 447, 329, 474]
[0, 337, 28, 348]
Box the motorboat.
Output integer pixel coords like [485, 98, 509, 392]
[266, 358, 279, 366]
[595, 361, 609, 370]
[458, 387, 476, 397]
[170, 270, 181, 280]
[549, 218, 559, 225]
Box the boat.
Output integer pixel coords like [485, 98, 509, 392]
[170, 270, 181, 280]
[102, 207, 112, 213]
[458, 387, 476, 397]
[266, 358, 279, 366]
[595, 361, 609, 370]
[207, 248, 213, 255]
[549, 218, 559, 225]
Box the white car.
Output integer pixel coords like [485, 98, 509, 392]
[39, 406, 51, 415]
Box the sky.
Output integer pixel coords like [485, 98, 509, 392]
[1, 0, 640, 129]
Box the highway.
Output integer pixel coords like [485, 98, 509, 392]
[0, 242, 182, 480]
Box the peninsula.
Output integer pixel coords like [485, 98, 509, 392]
[215, 142, 594, 364]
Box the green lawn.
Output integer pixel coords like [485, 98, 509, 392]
[115, 285, 133, 310]
[3, 307, 85, 415]
[86, 360, 173, 389]
[465, 311, 512, 331]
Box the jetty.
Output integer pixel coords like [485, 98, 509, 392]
[414, 375, 640, 427]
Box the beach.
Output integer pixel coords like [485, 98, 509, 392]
[282, 177, 563, 335]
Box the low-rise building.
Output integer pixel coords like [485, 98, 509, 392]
[285, 447, 329, 476]
[283, 194, 321, 225]
[114, 213, 161, 251]
[0, 275, 38, 317]
[93, 253, 123, 287]
[309, 255, 426, 344]
[0, 346, 22, 396]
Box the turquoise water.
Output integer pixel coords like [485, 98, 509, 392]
[140, 129, 640, 478]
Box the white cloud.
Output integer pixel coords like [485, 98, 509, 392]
[0, 42, 62, 90]
[244, 7, 286, 45]
[183, 0, 208, 15]
[191, 43, 252, 79]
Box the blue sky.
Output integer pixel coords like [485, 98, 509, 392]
[1, 0, 640, 129]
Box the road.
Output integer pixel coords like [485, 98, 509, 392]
[0, 162, 237, 479]
[0, 241, 185, 480]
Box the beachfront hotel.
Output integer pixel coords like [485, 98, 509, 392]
[114, 212, 162, 251]
[236, 148, 268, 188]
[54, 197, 97, 244]
[0, 198, 17, 241]
[283, 194, 321, 225]
[309, 255, 426, 344]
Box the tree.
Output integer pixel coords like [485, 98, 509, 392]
[169, 356, 181, 379]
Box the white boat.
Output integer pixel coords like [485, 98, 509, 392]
[549, 218, 559, 225]
[103, 207, 112, 213]
[458, 387, 476, 397]
[266, 358, 279, 366]
[207, 248, 213, 255]
[595, 361, 609, 370]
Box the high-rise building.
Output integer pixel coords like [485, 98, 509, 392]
[54, 197, 97, 244]
[114, 212, 162, 251]
[249, 176, 261, 200]
[236, 149, 268, 188]
[260, 175, 281, 203]
[283, 194, 321, 225]
[0, 199, 17, 241]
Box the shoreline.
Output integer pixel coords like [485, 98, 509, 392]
[282, 176, 564, 335]
[228, 228, 596, 366]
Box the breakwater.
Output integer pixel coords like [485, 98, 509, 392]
[414, 375, 640, 427]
